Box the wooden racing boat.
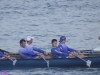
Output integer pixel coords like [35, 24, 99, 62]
[0, 50, 100, 70]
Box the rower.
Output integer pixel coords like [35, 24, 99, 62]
[0, 49, 14, 55]
[51, 39, 68, 58]
[51, 39, 58, 58]
[58, 36, 85, 58]
[26, 36, 48, 56]
[0, 51, 16, 60]
[0, 51, 5, 59]
[19, 39, 48, 59]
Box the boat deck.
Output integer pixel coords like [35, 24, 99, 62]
[8, 50, 100, 59]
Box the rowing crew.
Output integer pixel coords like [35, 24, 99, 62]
[0, 36, 100, 59]
[19, 36, 49, 59]
[51, 36, 86, 58]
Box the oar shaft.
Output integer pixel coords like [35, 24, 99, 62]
[74, 54, 91, 67]
[8, 57, 13, 61]
[77, 56, 86, 62]
[42, 57, 47, 63]
[73, 54, 86, 62]
[41, 55, 49, 68]
[6, 56, 13, 61]
[41, 55, 48, 63]
[6, 55, 17, 66]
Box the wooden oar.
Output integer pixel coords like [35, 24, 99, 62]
[41, 55, 49, 69]
[0, 49, 17, 66]
[74, 54, 91, 68]
[6, 56, 17, 66]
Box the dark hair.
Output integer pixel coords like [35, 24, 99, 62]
[20, 39, 26, 45]
[51, 39, 57, 43]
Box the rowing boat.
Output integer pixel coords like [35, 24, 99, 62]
[0, 50, 100, 70]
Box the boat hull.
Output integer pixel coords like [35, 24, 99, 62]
[0, 57, 100, 70]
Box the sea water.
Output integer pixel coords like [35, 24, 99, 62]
[0, 0, 100, 75]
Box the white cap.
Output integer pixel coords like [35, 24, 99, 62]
[26, 36, 34, 41]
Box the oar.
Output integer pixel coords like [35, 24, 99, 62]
[0, 49, 17, 66]
[74, 54, 91, 68]
[6, 56, 17, 66]
[41, 55, 49, 69]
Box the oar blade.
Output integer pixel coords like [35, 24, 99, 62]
[47, 60, 49, 69]
[86, 60, 91, 68]
[13, 59, 17, 66]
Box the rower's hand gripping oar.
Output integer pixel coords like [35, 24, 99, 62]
[41, 55, 49, 69]
[74, 54, 91, 68]
[6, 56, 17, 66]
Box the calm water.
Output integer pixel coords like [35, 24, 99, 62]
[0, 0, 100, 75]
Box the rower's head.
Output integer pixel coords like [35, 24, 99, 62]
[26, 36, 34, 45]
[59, 36, 66, 44]
[98, 36, 100, 40]
[20, 39, 26, 48]
[51, 39, 57, 48]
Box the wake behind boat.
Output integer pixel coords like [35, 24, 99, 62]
[0, 50, 100, 70]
